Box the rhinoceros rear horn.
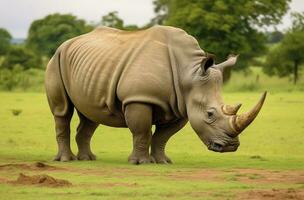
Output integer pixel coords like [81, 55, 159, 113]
[230, 91, 267, 134]
[200, 53, 215, 74]
[222, 103, 242, 115]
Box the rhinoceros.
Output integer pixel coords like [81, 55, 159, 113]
[45, 25, 266, 164]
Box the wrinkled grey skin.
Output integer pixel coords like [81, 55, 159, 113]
[45, 26, 265, 164]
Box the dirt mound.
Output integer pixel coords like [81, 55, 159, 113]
[238, 188, 304, 200]
[0, 162, 59, 171]
[34, 162, 51, 168]
[12, 173, 71, 187]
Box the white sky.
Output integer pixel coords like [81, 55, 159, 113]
[0, 0, 303, 38]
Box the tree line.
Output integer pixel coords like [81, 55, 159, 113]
[0, 0, 303, 85]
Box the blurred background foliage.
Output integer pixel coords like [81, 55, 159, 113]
[0, 0, 303, 91]
[0, 28, 12, 56]
[26, 13, 94, 57]
[264, 12, 304, 84]
[152, 0, 290, 68]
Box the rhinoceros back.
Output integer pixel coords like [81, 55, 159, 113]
[56, 26, 188, 126]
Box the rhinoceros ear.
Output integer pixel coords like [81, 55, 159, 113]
[200, 53, 215, 74]
[215, 54, 239, 72]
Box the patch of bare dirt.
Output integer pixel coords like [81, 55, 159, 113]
[238, 188, 304, 200]
[67, 167, 157, 178]
[0, 162, 60, 171]
[1, 161, 303, 191]
[166, 168, 304, 187]
[11, 173, 71, 187]
[0, 176, 9, 184]
[101, 182, 139, 188]
[227, 169, 304, 185]
[0, 162, 158, 183]
[167, 169, 220, 181]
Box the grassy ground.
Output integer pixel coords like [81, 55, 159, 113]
[0, 91, 304, 200]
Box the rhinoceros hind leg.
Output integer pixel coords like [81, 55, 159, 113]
[45, 55, 76, 162]
[53, 115, 77, 162]
[76, 111, 98, 161]
[125, 103, 155, 165]
[151, 119, 187, 164]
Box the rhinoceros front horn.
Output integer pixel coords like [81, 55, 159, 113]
[230, 92, 267, 134]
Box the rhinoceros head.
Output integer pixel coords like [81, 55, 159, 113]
[185, 54, 266, 153]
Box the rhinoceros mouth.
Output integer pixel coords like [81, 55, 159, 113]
[208, 141, 239, 153]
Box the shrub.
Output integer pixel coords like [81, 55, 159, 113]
[1, 46, 42, 70]
[11, 109, 22, 116]
[0, 66, 22, 90]
[0, 66, 44, 91]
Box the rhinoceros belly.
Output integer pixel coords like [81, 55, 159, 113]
[70, 92, 126, 127]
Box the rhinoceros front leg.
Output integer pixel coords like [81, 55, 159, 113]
[125, 103, 155, 164]
[151, 119, 187, 164]
[76, 111, 99, 160]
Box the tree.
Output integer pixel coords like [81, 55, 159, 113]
[0, 28, 12, 55]
[1, 46, 42, 70]
[26, 13, 93, 57]
[290, 12, 304, 31]
[101, 11, 124, 29]
[152, 0, 290, 80]
[264, 12, 304, 84]
[100, 11, 139, 30]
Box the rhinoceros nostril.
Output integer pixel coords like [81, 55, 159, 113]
[208, 142, 223, 152]
[213, 142, 223, 149]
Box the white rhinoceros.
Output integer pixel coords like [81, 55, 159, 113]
[45, 25, 266, 164]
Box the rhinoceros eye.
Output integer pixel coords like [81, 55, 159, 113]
[207, 111, 214, 118]
[205, 108, 217, 124]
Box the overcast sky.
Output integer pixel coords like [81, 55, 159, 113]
[0, 0, 303, 38]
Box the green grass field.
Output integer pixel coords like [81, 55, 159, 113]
[0, 66, 304, 199]
[0, 90, 304, 200]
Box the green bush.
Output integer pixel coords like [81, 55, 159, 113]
[1, 46, 42, 70]
[0, 66, 22, 90]
[11, 109, 22, 116]
[0, 66, 44, 91]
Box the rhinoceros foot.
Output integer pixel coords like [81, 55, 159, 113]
[128, 153, 156, 165]
[77, 151, 96, 161]
[151, 154, 173, 164]
[53, 151, 77, 162]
